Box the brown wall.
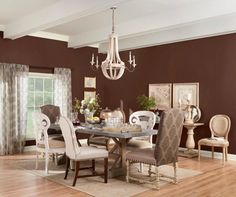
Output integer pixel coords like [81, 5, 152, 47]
[95, 34, 236, 154]
[1, 31, 236, 154]
[0, 31, 98, 105]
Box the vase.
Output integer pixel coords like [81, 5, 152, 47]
[84, 109, 95, 123]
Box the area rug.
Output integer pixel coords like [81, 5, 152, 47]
[16, 158, 201, 197]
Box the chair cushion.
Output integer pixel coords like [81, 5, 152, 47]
[74, 146, 108, 161]
[198, 138, 229, 147]
[127, 139, 152, 149]
[126, 148, 156, 165]
[37, 139, 65, 149]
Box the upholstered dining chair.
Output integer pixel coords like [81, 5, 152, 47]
[59, 116, 108, 186]
[127, 111, 156, 172]
[126, 108, 184, 190]
[198, 114, 231, 165]
[33, 112, 65, 174]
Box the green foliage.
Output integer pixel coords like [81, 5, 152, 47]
[136, 94, 156, 110]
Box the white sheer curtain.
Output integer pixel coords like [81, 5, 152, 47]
[54, 68, 72, 119]
[0, 63, 28, 155]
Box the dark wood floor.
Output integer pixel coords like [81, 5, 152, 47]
[1, 152, 236, 197]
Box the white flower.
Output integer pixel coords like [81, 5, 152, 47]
[81, 100, 85, 105]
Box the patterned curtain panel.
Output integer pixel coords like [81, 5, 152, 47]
[0, 63, 29, 155]
[54, 68, 72, 119]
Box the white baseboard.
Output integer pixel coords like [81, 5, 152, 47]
[179, 147, 236, 161]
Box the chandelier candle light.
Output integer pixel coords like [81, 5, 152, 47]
[90, 7, 137, 80]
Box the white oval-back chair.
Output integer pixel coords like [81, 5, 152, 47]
[198, 114, 231, 165]
[34, 112, 65, 174]
[128, 111, 156, 148]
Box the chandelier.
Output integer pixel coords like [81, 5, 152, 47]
[90, 7, 136, 80]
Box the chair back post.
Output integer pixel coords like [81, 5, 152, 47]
[40, 104, 60, 124]
[209, 114, 231, 140]
[154, 108, 184, 166]
[33, 112, 50, 150]
[59, 116, 80, 159]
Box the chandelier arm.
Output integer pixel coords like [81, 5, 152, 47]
[109, 35, 114, 65]
[125, 66, 135, 72]
[114, 34, 123, 64]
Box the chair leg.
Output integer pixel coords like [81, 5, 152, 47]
[36, 151, 39, 169]
[225, 147, 228, 161]
[148, 165, 152, 176]
[155, 166, 160, 190]
[104, 158, 108, 183]
[126, 160, 130, 183]
[173, 162, 177, 184]
[222, 147, 225, 166]
[64, 156, 70, 179]
[45, 152, 49, 174]
[92, 159, 96, 175]
[212, 146, 214, 159]
[72, 161, 80, 186]
[198, 144, 201, 161]
[139, 163, 143, 173]
[55, 153, 58, 165]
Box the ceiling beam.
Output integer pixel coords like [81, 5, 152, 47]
[68, 0, 236, 48]
[98, 12, 236, 52]
[4, 0, 127, 39]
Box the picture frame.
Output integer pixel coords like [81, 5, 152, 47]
[84, 77, 96, 88]
[172, 82, 199, 109]
[84, 91, 96, 100]
[148, 83, 172, 110]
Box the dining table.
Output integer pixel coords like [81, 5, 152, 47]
[50, 123, 158, 178]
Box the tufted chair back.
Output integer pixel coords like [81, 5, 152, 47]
[59, 116, 80, 160]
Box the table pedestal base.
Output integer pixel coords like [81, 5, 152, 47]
[178, 149, 198, 158]
[109, 167, 126, 178]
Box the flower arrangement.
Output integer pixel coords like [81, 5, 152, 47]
[74, 94, 100, 115]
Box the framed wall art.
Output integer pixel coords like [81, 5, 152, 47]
[172, 82, 199, 109]
[84, 77, 96, 88]
[84, 91, 96, 100]
[148, 83, 172, 110]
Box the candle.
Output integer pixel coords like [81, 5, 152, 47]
[90, 53, 94, 65]
[96, 56, 98, 65]
[129, 51, 132, 63]
[133, 55, 136, 67]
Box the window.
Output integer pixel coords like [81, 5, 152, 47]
[26, 73, 54, 139]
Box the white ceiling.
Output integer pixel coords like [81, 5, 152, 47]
[1, 0, 236, 52]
